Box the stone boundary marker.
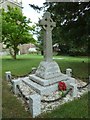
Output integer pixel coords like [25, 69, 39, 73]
[5, 71, 11, 81]
[66, 68, 72, 77]
[29, 94, 41, 118]
[12, 79, 21, 94]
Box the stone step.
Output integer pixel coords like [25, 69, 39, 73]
[29, 74, 69, 86]
[22, 77, 58, 95]
[18, 81, 36, 99]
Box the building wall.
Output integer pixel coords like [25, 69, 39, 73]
[18, 43, 37, 54]
[1, 0, 22, 11]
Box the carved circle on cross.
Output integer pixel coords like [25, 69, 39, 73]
[43, 18, 55, 31]
[39, 12, 56, 31]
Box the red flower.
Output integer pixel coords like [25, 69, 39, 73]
[58, 81, 67, 91]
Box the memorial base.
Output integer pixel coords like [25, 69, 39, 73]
[35, 61, 62, 79]
[24, 60, 76, 95]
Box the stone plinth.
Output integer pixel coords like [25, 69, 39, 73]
[29, 73, 68, 86]
[35, 61, 62, 79]
[27, 75, 75, 95]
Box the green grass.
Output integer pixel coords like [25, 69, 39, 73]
[39, 93, 88, 118]
[2, 81, 31, 118]
[2, 54, 89, 81]
[1, 54, 89, 118]
[2, 55, 42, 77]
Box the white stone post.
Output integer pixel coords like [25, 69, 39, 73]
[12, 79, 21, 94]
[70, 83, 78, 97]
[5, 71, 11, 81]
[31, 67, 37, 74]
[32, 67, 36, 71]
[66, 68, 72, 77]
[29, 94, 41, 118]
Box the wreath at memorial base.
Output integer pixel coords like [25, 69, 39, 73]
[58, 81, 67, 96]
[58, 81, 67, 91]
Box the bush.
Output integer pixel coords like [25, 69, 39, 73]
[69, 48, 88, 56]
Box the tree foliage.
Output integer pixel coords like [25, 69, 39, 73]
[2, 6, 36, 59]
[30, 2, 90, 56]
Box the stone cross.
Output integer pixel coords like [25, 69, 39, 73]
[39, 12, 56, 62]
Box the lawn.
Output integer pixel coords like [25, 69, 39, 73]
[1, 54, 89, 118]
[39, 93, 88, 118]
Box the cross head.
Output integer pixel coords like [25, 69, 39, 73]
[39, 12, 56, 31]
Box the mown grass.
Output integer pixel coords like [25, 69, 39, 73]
[39, 93, 88, 118]
[2, 55, 41, 77]
[1, 54, 90, 118]
[2, 80, 31, 118]
[2, 54, 89, 80]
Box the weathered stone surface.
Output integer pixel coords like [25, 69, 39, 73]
[22, 77, 58, 95]
[29, 73, 70, 86]
[35, 61, 62, 79]
[19, 81, 36, 96]
[39, 12, 56, 62]
[22, 76, 77, 96]
[12, 78, 21, 94]
[70, 83, 78, 97]
[29, 94, 41, 118]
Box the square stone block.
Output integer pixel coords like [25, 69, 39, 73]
[29, 94, 41, 118]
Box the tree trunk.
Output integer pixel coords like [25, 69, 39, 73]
[13, 49, 17, 59]
[41, 50, 43, 55]
[9, 47, 17, 59]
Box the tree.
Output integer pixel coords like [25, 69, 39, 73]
[46, 2, 90, 55]
[29, 2, 90, 56]
[2, 6, 36, 59]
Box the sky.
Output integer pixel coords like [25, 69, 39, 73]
[22, 0, 46, 24]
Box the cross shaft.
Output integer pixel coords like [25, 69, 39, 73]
[39, 12, 56, 62]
